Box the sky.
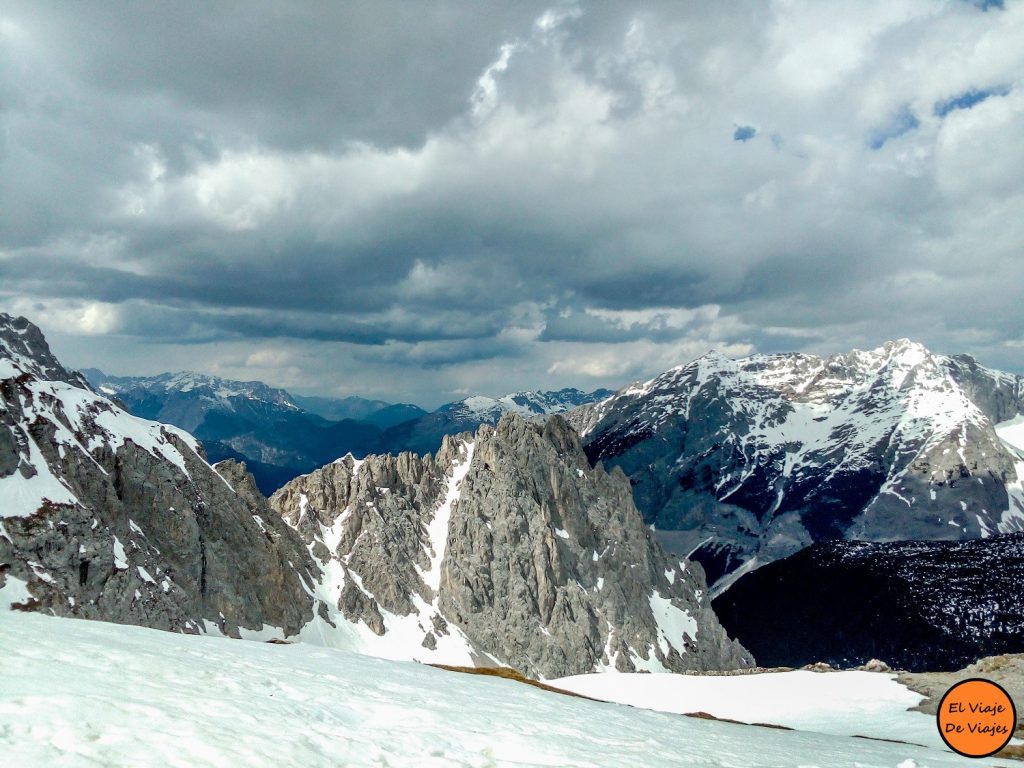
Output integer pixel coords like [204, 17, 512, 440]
[1, 1, 1021, 408]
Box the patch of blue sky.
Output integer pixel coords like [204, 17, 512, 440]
[934, 85, 1011, 117]
[733, 125, 757, 142]
[868, 105, 919, 150]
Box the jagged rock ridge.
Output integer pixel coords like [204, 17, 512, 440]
[270, 414, 751, 678]
[568, 340, 1024, 590]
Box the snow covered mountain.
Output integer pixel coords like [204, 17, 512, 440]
[385, 387, 613, 455]
[84, 369, 387, 494]
[0, 314, 318, 636]
[568, 340, 1024, 590]
[1, 313, 747, 677]
[453, 388, 618, 421]
[84, 369, 301, 429]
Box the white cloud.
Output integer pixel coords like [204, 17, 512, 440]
[2, 1, 1023, 401]
[3, 297, 122, 335]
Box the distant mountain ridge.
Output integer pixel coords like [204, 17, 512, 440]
[83, 369, 301, 431]
[292, 394, 427, 428]
[567, 339, 1024, 590]
[450, 389, 618, 421]
[388, 388, 615, 456]
[83, 369, 385, 493]
[83, 369, 614, 493]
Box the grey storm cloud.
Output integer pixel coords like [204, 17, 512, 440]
[1, 0, 1022, 404]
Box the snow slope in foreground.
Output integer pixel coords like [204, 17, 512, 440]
[555, 672, 944, 750]
[0, 603, 1017, 768]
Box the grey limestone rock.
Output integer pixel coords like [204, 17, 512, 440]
[0, 313, 316, 638]
[270, 413, 752, 678]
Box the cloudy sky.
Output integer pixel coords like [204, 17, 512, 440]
[1, 1, 1021, 406]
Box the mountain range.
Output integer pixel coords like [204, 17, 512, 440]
[5, 310, 1024, 672]
[85, 368, 611, 495]
[1, 313, 747, 677]
[568, 340, 1024, 591]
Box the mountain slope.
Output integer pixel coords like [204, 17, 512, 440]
[712, 532, 1024, 671]
[568, 340, 1024, 589]
[270, 413, 751, 678]
[0, 314, 317, 636]
[3, 609, 1001, 768]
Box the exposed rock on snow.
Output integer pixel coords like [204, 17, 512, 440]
[898, 652, 1024, 727]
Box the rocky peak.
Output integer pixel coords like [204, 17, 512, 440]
[270, 412, 752, 678]
[1, 319, 317, 638]
[0, 314, 88, 388]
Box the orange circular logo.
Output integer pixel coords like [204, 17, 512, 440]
[936, 678, 1017, 758]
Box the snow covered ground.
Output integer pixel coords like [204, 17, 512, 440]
[0, 602, 1017, 767]
[555, 671, 944, 750]
[997, 414, 1024, 453]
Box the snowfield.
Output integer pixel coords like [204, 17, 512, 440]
[555, 671, 942, 750]
[997, 414, 1024, 453]
[0, 601, 1017, 767]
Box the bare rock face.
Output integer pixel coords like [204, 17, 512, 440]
[270, 413, 752, 678]
[0, 313, 316, 637]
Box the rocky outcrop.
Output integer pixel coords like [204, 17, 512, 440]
[270, 413, 752, 679]
[0, 313, 316, 637]
[568, 340, 1024, 590]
